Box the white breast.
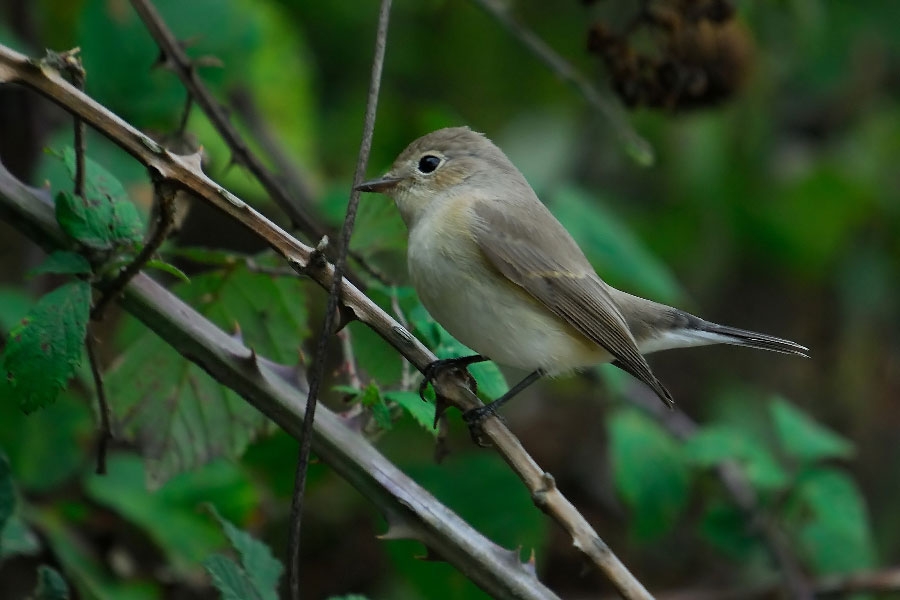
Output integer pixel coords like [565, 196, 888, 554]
[406, 200, 607, 374]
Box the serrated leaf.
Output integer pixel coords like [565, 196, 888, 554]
[145, 259, 191, 283]
[34, 565, 70, 600]
[384, 390, 437, 434]
[1, 281, 91, 413]
[205, 554, 264, 600]
[52, 147, 144, 250]
[607, 409, 691, 539]
[106, 265, 307, 484]
[208, 507, 282, 600]
[786, 468, 876, 574]
[549, 186, 683, 304]
[29, 251, 92, 277]
[683, 425, 789, 491]
[770, 398, 854, 463]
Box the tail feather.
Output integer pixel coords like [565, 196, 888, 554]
[696, 321, 809, 357]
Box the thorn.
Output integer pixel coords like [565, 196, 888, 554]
[416, 546, 447, 563]
[230, 321, 244, 345]
[332, 305, 358, 334]
[377, 515, 420, 542]
[524, 548, 537, 576]
[497, 545, 523, 568]
[231, 346, 260, 372]
[194, 55, 224, 68]
[181, 149, 205, 172]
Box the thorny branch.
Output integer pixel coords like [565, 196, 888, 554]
[0, 43, 652, 599]
[288, 1, 392, 598]
[0, 165, 561, 600]
[127, 0, 390, 287]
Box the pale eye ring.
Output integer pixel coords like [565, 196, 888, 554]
[417, 155, 441, 174]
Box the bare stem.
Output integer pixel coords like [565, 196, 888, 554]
[287, 2, 392, 599]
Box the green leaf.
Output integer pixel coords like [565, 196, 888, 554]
[785, 468, 876, 574]
[0, 515, 42, 559]
[107, 264, 306, 484]
[357, 382, 392, 430]
[35, 508, 158, 600]
[85, 454, 259, 574]
[145, 259, 191, 283]
[205, 554, 264, 600]
[208, 506, 282, 600]
[29, 251, 92, 277]
[33, 565, 70, 600]
[683, 425, 789, 491]
[0, 288, 33, 334]
[607, 409, 691, 539]
[384, 390, 437, 434]
[52, 146, 144, 250]
[1, 281, 91, 413]
[549, 186, 683, 304]
[770, 398, 854, 463]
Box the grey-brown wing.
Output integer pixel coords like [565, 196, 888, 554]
[472, 200, 674, 407]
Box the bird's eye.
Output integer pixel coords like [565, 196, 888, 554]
[417, 155, 441, 174]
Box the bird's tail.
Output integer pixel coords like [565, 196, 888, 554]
[694, 321, 809, 357]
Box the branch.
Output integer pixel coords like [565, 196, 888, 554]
[127, 0, 323, 241]
[0, 164, 560, 600]
[470, 0, 655, 166]
[289, 1, 392, 597]
[0, 44, 652, 599]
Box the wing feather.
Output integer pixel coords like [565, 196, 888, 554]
[471, 200, 674, 407]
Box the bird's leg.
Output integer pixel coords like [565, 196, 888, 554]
[462, 369, 545, 425]
[418, 354, 489, 401]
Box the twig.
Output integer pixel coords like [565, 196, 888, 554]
[0, 168, 561, 600]
[227, 85, 394, 287]
[288, 2, 392, 598]
[621, 381, 812, 600]
[91, 179, 177, 320]
[0, 43, 652, 599]
[337, 329, 363, 390]
[85, 327, 112, 474]
[128, 0, 322, 239]
[470, 0, 655, 165]
[389, 291, 415, 392]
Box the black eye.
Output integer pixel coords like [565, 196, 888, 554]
[417, 155, 441, 174]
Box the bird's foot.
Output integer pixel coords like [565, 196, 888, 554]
[461, 403, 503, 448]
[418, 355, 487, 401]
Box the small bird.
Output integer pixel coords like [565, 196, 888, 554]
[356, 127, 808, 421]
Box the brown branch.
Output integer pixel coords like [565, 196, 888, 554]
[127, 0, 323, 239]
[0, 43, 652, 599]
[470, 0, 655, 165]
[85, 327, 112, 474]
[288, 2, 392, 597]
[0, 166, 561, 600]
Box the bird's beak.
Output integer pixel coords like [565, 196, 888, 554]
[354, 176, 402, 193]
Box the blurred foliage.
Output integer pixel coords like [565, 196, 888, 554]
[1, 0, 899, 598]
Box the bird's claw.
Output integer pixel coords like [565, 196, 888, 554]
[417, 356, 481, 402]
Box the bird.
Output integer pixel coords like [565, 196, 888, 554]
[355, 126, 808, 422]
